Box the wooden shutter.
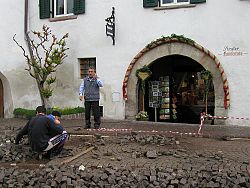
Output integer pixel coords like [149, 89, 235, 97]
[143, 0, 158, 8]
[190, 0, 206, 4]
[39, 0, 50, 19]
[74, 0, 85, 14]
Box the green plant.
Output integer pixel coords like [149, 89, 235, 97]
[59, 106, 85, 115]
[41, 88, 53, 98]
[135, 111, 149, 121]
[136, 65, 152, 95]
[13, 108, 36, 119]
[13, 106, 85, 119]
[146, 34, 194, 49]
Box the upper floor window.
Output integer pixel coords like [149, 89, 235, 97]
[55, 0, 74, 17]
[143, 0, 206, 8]
[161, 0, 189, 6]
[39, 0, 85, 19]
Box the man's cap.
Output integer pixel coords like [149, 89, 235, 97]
[52, 111, 61, 117]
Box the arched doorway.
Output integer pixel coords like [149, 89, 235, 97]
[140, 55, 214, 123]
[0, 72, 14, 118]
[123, 37, 229, 123]
[0, 79, 4, 118]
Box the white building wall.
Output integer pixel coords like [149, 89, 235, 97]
[1, 0, 250, 123]
[0, 0, 42, 117]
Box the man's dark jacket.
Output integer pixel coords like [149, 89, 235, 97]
[15, 114, 63, 152]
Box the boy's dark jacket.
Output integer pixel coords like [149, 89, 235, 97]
[15, 114, 63, 152]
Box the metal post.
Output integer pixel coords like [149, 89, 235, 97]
[154, 108, 157, 122]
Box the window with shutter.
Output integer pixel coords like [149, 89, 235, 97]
[160, 0, 206, 7]
[54, 0, 74, 17]
[39, 0, 50, 19]
[190, 0, 206, 3]
[161, 0, 189, 6]
[143, 0, 159, 8]
[40, 0, 85, 19]
[74, 0, 85, 14]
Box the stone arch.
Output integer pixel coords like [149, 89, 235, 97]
[0, 72, 14, 118]
[122, 38, 229, 119]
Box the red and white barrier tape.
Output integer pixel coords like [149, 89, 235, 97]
[86, 113, 250, 137]
[205, 115, 250, 120]
[87, 128, 133, 132]
[197, 113, 250, 135]
[85, 128, 198, 136]
[197, 113, 205, 135]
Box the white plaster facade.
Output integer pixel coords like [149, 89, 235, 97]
[0, 0, 250, 125]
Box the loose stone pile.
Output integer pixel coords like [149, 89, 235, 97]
[0, 143, 34, 162]
[118, 134, 178, 146]
[0, 164, 250, 187]
[0, 133, 37, 162]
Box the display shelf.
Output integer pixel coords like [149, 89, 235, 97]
[159, 76, 170, 120]
[148, 81, 161, 108]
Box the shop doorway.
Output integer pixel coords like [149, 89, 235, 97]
[124, 39, 229, 123]
[140, 55, 214, 124]
[0, 79, 3, 118]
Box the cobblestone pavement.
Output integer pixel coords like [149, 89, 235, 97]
[0, 119, 250, 166]
[67, 118, 250, 167]
[1, 118, 250, 187]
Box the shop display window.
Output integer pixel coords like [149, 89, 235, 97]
[146, 70, 214, 123]
[159, 76, 170, 120]
[174, 72, 214, 107]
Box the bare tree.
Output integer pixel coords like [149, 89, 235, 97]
[13, 25, 69, 107]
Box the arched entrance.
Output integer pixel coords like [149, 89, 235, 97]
[0, 79, 3, 118]
[123, 37, 229, 123]
[0, 72, 14, 118]
[141, 55, 214, 123]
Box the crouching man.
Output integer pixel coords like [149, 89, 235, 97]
[15, 106, 68, 158]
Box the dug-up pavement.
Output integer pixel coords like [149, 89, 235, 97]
[1, 117, 250, 187]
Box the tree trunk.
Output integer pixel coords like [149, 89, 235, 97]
[35, 79, 45, 106]
[36, 79, 51, 109]
[43, 98, 52, 109]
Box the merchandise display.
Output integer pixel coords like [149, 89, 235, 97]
[159, 76, 170, 120]
[148, 81, 161, 108]
[146, 71, 214, 123]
